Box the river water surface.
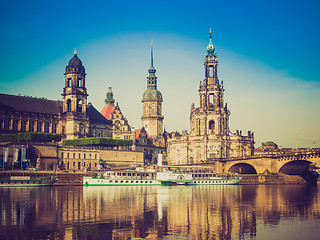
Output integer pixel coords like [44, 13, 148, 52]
[0, 185, 319, 240]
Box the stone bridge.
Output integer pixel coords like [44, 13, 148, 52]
[214, 150, 320, 176]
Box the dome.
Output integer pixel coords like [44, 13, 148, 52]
[68, 54, 83, 68]
[142, 88, 163, 102]
[65, 50, 85, 74]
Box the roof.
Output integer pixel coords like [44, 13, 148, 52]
[100, 104, 116, 120]
[0, 93, 62, 115]
[135, 128, 150, 140]
[87, 104, 112, 124]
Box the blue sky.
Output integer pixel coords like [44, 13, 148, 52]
[1, 0, 319, 148]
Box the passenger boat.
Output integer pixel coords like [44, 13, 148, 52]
[0, 173, 58, 187]
[83, 166, 241, 186]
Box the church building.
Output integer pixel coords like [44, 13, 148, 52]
[167, 31, 254, 165]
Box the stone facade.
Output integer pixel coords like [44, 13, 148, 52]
[167, 32, 254, 165]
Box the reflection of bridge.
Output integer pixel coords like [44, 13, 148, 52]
[213, 150, 320, 177]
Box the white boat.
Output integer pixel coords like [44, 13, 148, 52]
[83, 166, 241, 186]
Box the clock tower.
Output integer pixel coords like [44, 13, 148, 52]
[141, 44, 164, 138]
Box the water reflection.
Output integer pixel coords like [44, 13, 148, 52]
[0, 185, 319, 239]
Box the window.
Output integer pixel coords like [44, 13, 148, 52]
[209, 66, 214, 77]
[209, 94, 214, 108]
[67, 99, 72, 112]
[73, 153, 75, 158]
[52, 124, 57, 133]
[21, 121, 26, 132]
[67, 153, 70, 158]
[61, 152, 64, 158]
[77, 99, 82, 113]
[44, 122, 49, 133]
[13, 119, 18, 131]
[84, 154, 86, 159]
[78, 78, 82, 87]
[29, 121, 34, 132]
[67, 78, 72, 87]
[78, 162, 81, 170]
[37, 122, 42, 132]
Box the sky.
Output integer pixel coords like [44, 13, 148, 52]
[0, 0, 320, 148]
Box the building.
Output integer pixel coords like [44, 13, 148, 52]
[0, 50, 113, 140]
[167, 31, 254, 165]
[0, 51, 125, 170]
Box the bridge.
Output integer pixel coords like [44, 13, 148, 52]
[211, 149, 320, 183]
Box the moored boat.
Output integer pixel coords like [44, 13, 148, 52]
[83, 166, 241, 186]
[0, 173, 58, 187]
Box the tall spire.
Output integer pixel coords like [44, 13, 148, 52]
[151, 41, 154, 68]
[206, 28, 215, 55]
[148, 41, 156, 78]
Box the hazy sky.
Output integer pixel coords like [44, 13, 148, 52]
[1, 0, 319, 148]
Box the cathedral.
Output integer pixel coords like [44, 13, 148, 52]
[167, 31, 254, 165]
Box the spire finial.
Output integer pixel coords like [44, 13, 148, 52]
[74, 49, 77, 55]
[206, 28, 215, 54]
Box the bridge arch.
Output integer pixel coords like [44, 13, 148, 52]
[278, 160, 312, 175]
[228, 163, 257, 174]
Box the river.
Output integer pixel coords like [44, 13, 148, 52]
[0, 185, 319, 240]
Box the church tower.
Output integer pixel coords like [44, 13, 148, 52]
[141, 44, 164, 138]
[190, 30, 230, 138]
[62, 50, 89, 140]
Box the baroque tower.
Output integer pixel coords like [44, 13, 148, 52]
[62, 50, 89, 140]
[167, 31, 254, 166]
[190, 30, 230, 139]
[141, 44, 164, 138]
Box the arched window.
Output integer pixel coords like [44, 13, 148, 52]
[77, 99, 82, 113]
[209, 120, 215, 134]
[67, 99, 72, 112]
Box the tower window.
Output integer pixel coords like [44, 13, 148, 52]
[67, 99, 72, 112]
[52, 123, 57, 133]
[77, 99, 82, 113]
[209, 94, 214, 108]
[209, 120, 215, 133]
[209, 66, 214, 77]
[67, 78, 72, 87]
[78, 78, 82, 87]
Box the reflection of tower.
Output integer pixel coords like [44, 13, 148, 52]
[141, 44, 164, 138]
[62, 50, 89, 140]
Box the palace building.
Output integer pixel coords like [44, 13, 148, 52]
[0, 50, 113, 140]
[167, 31, 254, 165]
